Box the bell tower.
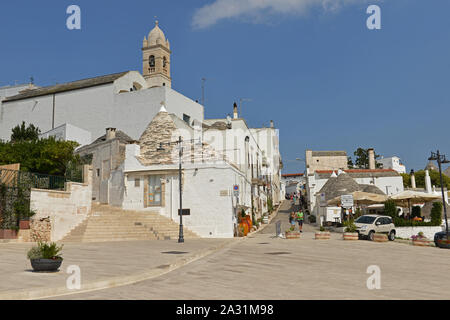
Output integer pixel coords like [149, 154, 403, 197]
[142, 21, 172, 88]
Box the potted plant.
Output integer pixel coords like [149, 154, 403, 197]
[343, 220, 359, 240]
[27, 242, 64, 272]
[285, 225, 300, 239]
[411, 232, 432, 247]
[315, 226, 330, 240]
[373, 233, 388, 242]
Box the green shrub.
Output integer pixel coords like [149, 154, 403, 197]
[384, 199, 397, 218]
[393, 217, 436, 227]
[308, 215, 316, 223]
[344, 220, 357, 233]
[267, 198, 273, 213]
[27, 242, 63, 260]
[431, 202, 443, 225]
[319, 226, 325, 232]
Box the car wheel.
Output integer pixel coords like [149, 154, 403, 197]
[388, 231, 395, 241]
[368, 231, 374, 241]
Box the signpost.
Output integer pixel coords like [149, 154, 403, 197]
[319, 193, 327, 207]
[233, 185, 239, 197]
[340, 195, 354, 209]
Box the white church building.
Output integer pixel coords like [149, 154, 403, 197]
[0, 21, 203, 144]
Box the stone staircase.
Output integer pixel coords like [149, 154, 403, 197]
[61, 204, 199, 242]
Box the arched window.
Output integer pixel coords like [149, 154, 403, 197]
[148, 55, 155, 72]
[163, 56, 167, 68]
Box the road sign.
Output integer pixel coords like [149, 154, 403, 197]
[233, 185, 239, 196]
[319, 193, 327, 207]
[178, 209, 190, 216]
[341, 195, 354, 208]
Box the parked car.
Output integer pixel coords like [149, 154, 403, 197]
[434, 231, 450, 248]
[354, 214, 396, 241]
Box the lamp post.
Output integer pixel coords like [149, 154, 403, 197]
[157, 137, 202, 243]
[428, 150, 450, 239]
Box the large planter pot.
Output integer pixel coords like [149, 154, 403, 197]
[0, 229, 18, 239]
[373, 233, 388, 243]
[19, 220, 30, 230]
[285, 231, 300, 239]
[437, 239, 450, 249]
[343, 232, 359, 241]
[412, 238, 432, 247]
[315, 231, 330, 240]
[30, 259, 63, 272]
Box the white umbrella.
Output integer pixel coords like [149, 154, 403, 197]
[389, 190, 441, 217]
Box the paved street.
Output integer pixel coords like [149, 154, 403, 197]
[51, 201, 450, 300]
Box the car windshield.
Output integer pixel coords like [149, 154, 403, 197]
[355, 216, 377, 224]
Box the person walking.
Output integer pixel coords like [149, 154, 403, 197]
[297, 209, 304, 233]
[289, 212, 296, 231]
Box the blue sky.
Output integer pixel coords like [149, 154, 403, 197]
[1, 0, 449, 173]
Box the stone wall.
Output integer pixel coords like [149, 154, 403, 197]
[396, 226, 444, 240]
[29, 166, 93, 242]
[30, 217, 51, 242]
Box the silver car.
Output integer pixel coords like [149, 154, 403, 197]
[354, 215, 396, 241]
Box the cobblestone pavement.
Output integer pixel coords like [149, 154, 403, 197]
[53, 201, 450, 300]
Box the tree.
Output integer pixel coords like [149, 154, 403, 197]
[352, 148, 382, 169]
[347, 156, 354, 169]
[0, 124, 80, 176]
[384, 199, 397, 218]
[430, 202, 443, 225]
[400, 173, 411, 188]
[10, 122, 40, 142]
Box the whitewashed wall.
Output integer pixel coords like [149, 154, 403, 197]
[30, 181, 92, 242]
[396, 226, 444, 240]
[0, 73, 204, 143]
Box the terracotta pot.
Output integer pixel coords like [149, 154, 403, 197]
[239, 221, 249, 236]
[315, 231, 330, 240]
[0, 229, 18, 239]
[285, 231, 300, 239]
[246, 216, 253, 229]
[373, 233, 388, 243]
[412, 238, 432, 247]
[19, 220, 30, 230]
[343, 232, 359, 240]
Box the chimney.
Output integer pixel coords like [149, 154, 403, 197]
[410, 169, 416, 189]
[425, 169, 432, 193]
[233, 102, 238, 119]
[106, 128, 116, 140]
[270, 120, 274, 128]
[368, 148, 375, 170]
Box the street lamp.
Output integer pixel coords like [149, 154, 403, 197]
[157, 137, 202, 243]
[428, 150, 450, 239]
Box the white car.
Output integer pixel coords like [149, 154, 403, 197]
[354, 215, 396, 241]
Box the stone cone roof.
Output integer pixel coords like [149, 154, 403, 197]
[425, 161, 438, 171]
[318, 172, 361, 201]
[137, 110, 222, 166]
[360, 184, 385, 195]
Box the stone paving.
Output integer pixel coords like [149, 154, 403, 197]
[0, 238, 231, 299]
[53, 200, 450, 300]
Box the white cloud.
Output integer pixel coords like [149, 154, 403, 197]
[192, 0, 374, 29]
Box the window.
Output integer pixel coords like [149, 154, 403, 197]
[149, 55, 155, 67]
[135, 178, 140, 187]
[96, 169, 100, 177]
[183, 114, 191, 124]
[163, 56, 167, 68]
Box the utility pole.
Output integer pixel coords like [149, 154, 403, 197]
[239, 98, 251, 118]
[429, 150, 450, 240]
[178, 136, 184, 243]
[201, 78, 206, 107]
